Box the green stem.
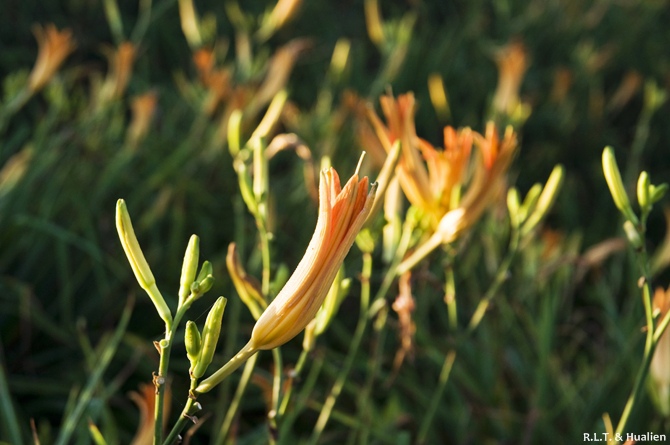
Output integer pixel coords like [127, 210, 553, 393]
[154, 304, 190, 445]
[278, 349, 309, 417]
[164, 342, 258, 444]
[269, 347, 283, 444]
[467, 227, 520, 334]
[195, 341, 258, 394]
[369, 216, 415, 318]
[54, 298, 133, 445]
[213, 352, 259, 445]
[258, 221, 272, 298]
[353, 309, 388, 445]
[308, 252, 372, 445]
[614, 242, 655, 440]
[416, 350, 457, 445]
[162, 394, 199, 445]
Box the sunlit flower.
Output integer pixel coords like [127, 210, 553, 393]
[99, 41, 136, 104]
[27, 24, 76, 93]
[397, 122, 518, 273]
[127, 91, 158, 147]
[195, 166, 376, 394]
[651, 286, 670, 416]
[364, 93, 514, 232]
[251, 167, 376, 350]
[492, 40, 528, 117]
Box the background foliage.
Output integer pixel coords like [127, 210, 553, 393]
[2, 0, 670, 444]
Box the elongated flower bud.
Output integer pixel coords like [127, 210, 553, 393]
[179, 235, 200, 305]
[185, 320, 202, 370]
[115, 199, 172, 325]
[192, 297, 227, 379]
[250, 167, 377, 350]
[602, 147, 638, 224]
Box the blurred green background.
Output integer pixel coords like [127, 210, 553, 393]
[2, 0, 670, 444]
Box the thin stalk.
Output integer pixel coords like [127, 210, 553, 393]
[308, 252, 372, 445]
[467, 228, 520, 334]
[154, 301, 191, 445]
[278, 349, 308, 416]
[278, 352, 325, 445]
[162, 393, 198, 445]
[0, 341, 24, 444]
[213, 352, 259, 445]
[54, 298, 133, 445]
[258, 221, 272, 298]
[353, 310, 388, 445]
[164, 342, 258, 445]
[416, 350, 457, 445]
[369, 216, 414, 318]
[614, 240, 656, 440]
[269, 348, 283, 444]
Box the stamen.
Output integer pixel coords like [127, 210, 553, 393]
[355, 151, 367, 176]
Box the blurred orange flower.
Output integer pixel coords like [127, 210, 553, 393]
[28, 24, 76, 93]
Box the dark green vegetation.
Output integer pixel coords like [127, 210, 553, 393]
[2, 0, 670, 444]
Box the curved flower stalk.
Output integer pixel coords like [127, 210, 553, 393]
[194, 166, 376, 394]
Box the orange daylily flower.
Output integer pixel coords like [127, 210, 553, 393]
[397, 122, 517, 272]
[364, 92, 516, 238]
[251, 167, 376, 350]
[492, 40, 528, 117]
[28, 24, 77, 93]
[99, 41, 136, 104]
[195, 166, 376, 394]
[127, 91, 158, 146]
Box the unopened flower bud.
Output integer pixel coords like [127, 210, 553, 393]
[192, 297, 227, 379]
[179, 235, 200, 305]
[115, 199, 172, 325]
[602, 147, 638, 224]
[522, 164, 564, 236]
[185, 320, 202, 370]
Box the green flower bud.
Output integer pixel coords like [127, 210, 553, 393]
[314, 268, 350, 336]
[196, 260, 213, 283]
[506, 187, 521, 228]
[192, 297, 227, 379]
[651, 183, 669, 205]
[179, 235, 200, 305]
[519, 183, 543, 222]
[522, 164, 565, 236]
[185, 320, 202, 369]
[602, 147, 639, 224]
[193, 275, 214, 296]
[115, 199, 172, 325]
[227, 109, 243, 157]
[234, 157, 259, 217]
[637, 171, 651, 215]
